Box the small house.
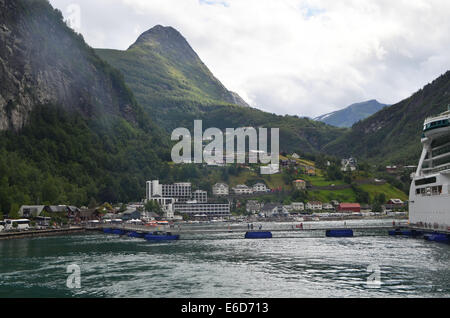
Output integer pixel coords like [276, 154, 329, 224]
[338, 203, 361, 213]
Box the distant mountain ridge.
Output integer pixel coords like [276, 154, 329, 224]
[323, 71, 450, 164]
[314, 100, 388, 127]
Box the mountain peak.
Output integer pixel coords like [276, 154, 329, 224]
[140, 25, 183, 40]
[104, 24, 249, 108]
[128, 25, 193, 54]
[315, 99, 388, 127]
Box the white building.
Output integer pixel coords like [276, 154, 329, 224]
[18, 205, 45, 218]
[341, 157, 357, 172]
[212, 183, 229, 196]
[173, 202, 231, 217]
[291, 202, 305, 211]
[331, 200, 340, 207]
[260, 164, 279, 175]
[192, 190, 208, 203]
[146, 180, 195, 219]
[306, 201, 323, 211]
[261, 204, 289, 217]
[232, 184, 253, 195]
[322, 203, 334, 210]
[246, 200, 263, 213]
[252, 183, 270, 193]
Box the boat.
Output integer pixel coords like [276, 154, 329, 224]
[389, 229, 423, 237]
[127, 231, 145, 238]
[245, 231, 272, 239]
[144, 231, 180, 241]
[409, 106, 450, 234]
[424, 233, 449, 243]
[326, 229, 353, 237]
[112, 229, 126, 235]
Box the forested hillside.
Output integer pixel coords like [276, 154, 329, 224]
[323, 71, 450, 164]
[0, 0, 170, 214]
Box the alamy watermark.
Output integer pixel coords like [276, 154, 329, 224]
[366, 264, 381, 288]
[66, 264, 81, 289]
[171, 120, 280, 174]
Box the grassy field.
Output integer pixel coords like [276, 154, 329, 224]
[302, 175, 346, 187]
[308, 188, 356, 203]
[227, 169, 290, 190]
[359, 183, 408, 201]
[306, 183, 408, 203]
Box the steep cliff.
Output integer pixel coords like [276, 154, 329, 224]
[0, 0, 140, 131]
[0, 0, 170, 212]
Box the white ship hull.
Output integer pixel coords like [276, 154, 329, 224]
[409, 109, 450, 233]
[409, 174, 450, 232]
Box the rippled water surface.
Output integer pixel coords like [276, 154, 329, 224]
[0, 220, 449, 298]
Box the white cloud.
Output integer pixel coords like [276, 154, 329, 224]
[50, 0, 450, 117]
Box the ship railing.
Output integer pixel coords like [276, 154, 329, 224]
[421, 164, 450, 175]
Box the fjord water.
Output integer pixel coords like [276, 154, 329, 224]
[0, 220, 449, 298]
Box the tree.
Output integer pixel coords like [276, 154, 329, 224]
[374, 193, 387, 205]
[145, 200, 163, 215]
[88, 197, 98, 209]
[372, 193, 387, 212]
[372, 201, 383, 212]
[9, 203, 20, 219]
[326, 165, 343, 181]
[343, 175, 352, 184]
[221, 168, 229, 182]
[351, 184, 369, 204]
[291, 190, 307, 203]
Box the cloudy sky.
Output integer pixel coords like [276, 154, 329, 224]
[49, 0, 450, 118]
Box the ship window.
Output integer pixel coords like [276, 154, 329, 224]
[416, 188, 420, 195]
[432, 186, 439, 195]
[415, 177, 437, 186]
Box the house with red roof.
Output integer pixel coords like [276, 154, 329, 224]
[338, 203, 361, 212]
[292, 179, 306, 190]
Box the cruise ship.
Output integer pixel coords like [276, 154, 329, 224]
[409, 106, 450, 233]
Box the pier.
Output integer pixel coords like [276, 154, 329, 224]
[92, 221, 409, 238]
[0, 220, 416, 241]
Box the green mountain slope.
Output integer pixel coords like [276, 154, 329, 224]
[96, 26, 346, 154]
[323, 71, 450, 164]
[0, 0, 170, 213]
[314, 100, 388, 128]
[96, 25, 248, 110]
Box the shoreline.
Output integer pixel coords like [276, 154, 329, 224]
[0, 216, 409, 241]
[0, 227, 87, 241]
